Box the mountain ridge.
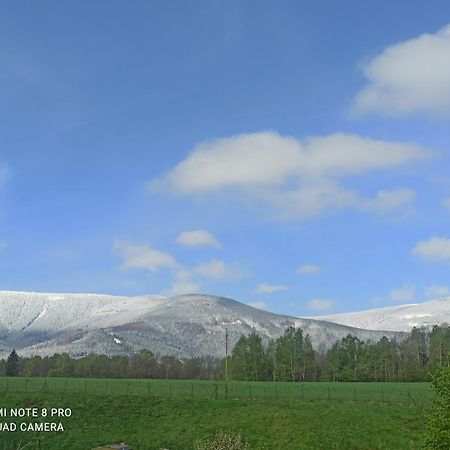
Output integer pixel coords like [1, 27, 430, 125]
[1, 290, 440, 359]
[313, 296, 450, 331]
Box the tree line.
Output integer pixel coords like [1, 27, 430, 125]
[227, 324, 450, 382]
[1, 324, 449, 381]
[0, 349, 219, 380]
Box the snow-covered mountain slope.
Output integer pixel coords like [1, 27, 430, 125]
[314, 297, 450, 332]
[0, 291, 403, 359]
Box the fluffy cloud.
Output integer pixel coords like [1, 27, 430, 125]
[175, 230, 221, 248]
[425, 284, 449, 299]
[164, 270, 200, 296]
[151, 131, 428, 219]
[412, 237, 450, 262]
[255, 283, 288, 294]
[194, 259, 242, 279]
[362, 189, 416, 214]
[352, 24, 450, 117]
[307, 298, 336, 312]
[115, 240, 200, 296]
[298, 264, 321, 275]
[389, 283, 415, 302]
[114, 240, 178, 272]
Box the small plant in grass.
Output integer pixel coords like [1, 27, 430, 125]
[425, 366, 450, 449]
[196, 431, 251, 450]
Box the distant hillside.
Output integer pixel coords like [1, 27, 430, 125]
[0, 291, 404, 358]
[313, 297, 450, 331]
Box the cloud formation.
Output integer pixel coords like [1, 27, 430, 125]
[352, 24, 450, 117]
[175, 230, 221, 248]
[389, 283, 415, 302]
[194, 259, 242, 279]
[298, 264, 321, 275]
[255, 283, 288, 294]
[164, 270, 200, 297]
[412, 237, 450, 262]
[114, 240, 178, 272]
[114, 240, 200, 296]
[151, 131, 428, 219]
[307, 298, 336, 312]
[425, 284, 449, 299]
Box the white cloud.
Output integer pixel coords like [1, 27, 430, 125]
[352, 24, 450, 117]
[247, 301, 267, 310]
[425, 284, 449, 299]
[412, 237, 450, 262]
[114, 240, 178, 272]
[114, 240, 200, 297]
[151, 131, 428, 219]
[193, 259, 242, 279]
[175, 230, 221, 248]
[362, 189, 416, 214]
[307, 298, 336, 312]
[298, 264, 321, 275]
[164, 270, 200, 296]
[271, 180, 359, 219]
[389, 283, 415, 302]
[255, 283, 288, 294]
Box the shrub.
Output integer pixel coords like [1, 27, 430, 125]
[426, 366, 450, 449]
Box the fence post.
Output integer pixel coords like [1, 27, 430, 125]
[407, 389, 416, 407]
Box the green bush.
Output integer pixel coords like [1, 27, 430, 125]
[426, 366, 450, 449]
[196, 431, 251, 450]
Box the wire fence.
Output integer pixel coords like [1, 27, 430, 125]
[0, 377, 432, 405]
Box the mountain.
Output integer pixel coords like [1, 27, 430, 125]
[0, 291, 403, 359]
[313, 297, 450, 332]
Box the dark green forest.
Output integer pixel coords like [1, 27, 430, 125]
[1, 324, 449, 382]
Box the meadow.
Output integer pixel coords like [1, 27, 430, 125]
[0, 377, 431, 449]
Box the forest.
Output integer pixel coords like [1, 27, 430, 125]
[1, 324, 449, 382]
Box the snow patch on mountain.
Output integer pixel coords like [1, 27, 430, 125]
[313, 297, 450, 331]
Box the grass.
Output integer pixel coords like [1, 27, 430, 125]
[0, 378, 431, 449]
[0, 377, 432, 403]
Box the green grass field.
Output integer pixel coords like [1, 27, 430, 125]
[0, 378, 431, 449]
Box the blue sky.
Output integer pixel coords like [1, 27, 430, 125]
[1, 1, 450, 316]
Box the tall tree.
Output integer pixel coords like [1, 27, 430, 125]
[6, 349, 20, 377]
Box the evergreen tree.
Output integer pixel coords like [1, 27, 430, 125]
[6, 349, 20, 376]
